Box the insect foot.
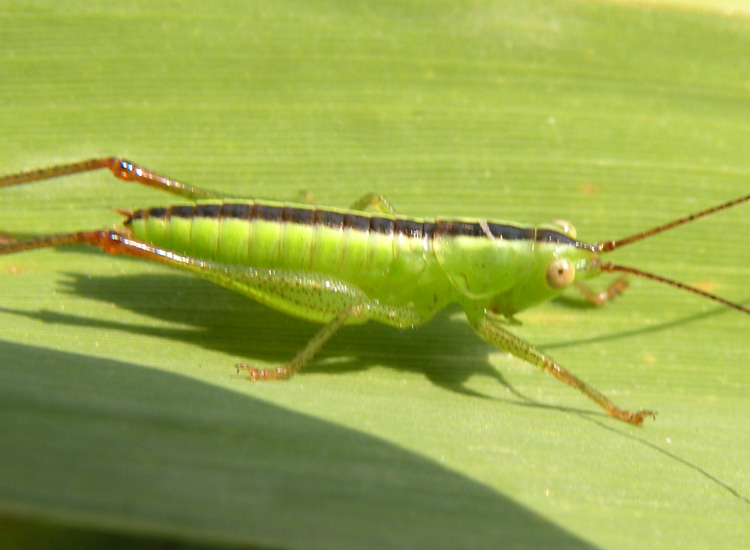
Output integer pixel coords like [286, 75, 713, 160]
[236, 364, 291, 381]
[622, 409, 658, 426]
[575, 277, 629, 306]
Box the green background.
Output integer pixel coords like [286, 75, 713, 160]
[0, 1, 748, 549]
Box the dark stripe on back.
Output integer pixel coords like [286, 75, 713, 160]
[124, 202, 586, 248]
[253, 204, 282, 222]
[283, 206, 315, 225]
[315, 210, 344, 229]
[435, 221, 534, 241]
[435, 220, 485, 238]
[195, 204, 222, 218]
[394, 219, 424, 239]
[343, 213, 371, 231]
[370, 216, 394, 234]
[169, 205, 194, 218]
[534, 229, 579, 246]
[147, 207, 166, 219]
[489, 223, 534, 240]
[221, 203, 251, 218]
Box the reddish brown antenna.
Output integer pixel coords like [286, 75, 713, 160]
[599, 263, 750, 315]
[594, 193, 750, 315]
[595, 193, 750, 253]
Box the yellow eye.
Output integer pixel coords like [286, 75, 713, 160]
[546, 258, 575, 289]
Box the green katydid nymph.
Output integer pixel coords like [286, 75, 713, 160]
[1, 158, 748, 425]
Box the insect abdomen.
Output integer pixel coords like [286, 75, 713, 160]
[124, 201, 431, 300]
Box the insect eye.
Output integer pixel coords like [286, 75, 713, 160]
[552, 219, 577, 239]
[546, 258, 575, 289]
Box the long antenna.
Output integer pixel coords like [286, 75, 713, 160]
[600, 262, 750, 315]
[595, 193, 750, 253]
[592, 193, 750, 315]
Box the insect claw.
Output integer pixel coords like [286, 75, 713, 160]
[236, 363, 261, 379]
[575, 277, 629, 306]
[628, 409, 658, 426]
[235, 363, 290, 381]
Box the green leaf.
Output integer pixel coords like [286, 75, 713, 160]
[0, 1, 748, 549]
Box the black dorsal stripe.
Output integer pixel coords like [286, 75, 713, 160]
[169, 205, 194, 218]
[370, 216, 395, 234]
[434, 221, 535, 241]
[252, 204, 282, 221]
[394, 219, 424, 239]
[435, 220, 483, 237]
[490, 223, 535, 241]
[343, 213, 371, 232]
[283, 206, 315, 225]
[195, 204, 221, 217]
[124, 201, 585, 248]
[220, 203, 251, 218]
[534, 229, 579, 246]
[315, 209, 343, 229]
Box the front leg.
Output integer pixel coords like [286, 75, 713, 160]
[575, 277, 629, 306]
[466, 308, 656, 425]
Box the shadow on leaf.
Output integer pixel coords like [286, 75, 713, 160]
[0, 341, 596, 550]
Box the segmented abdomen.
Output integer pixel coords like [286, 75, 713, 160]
[124, 201, 436, 304]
